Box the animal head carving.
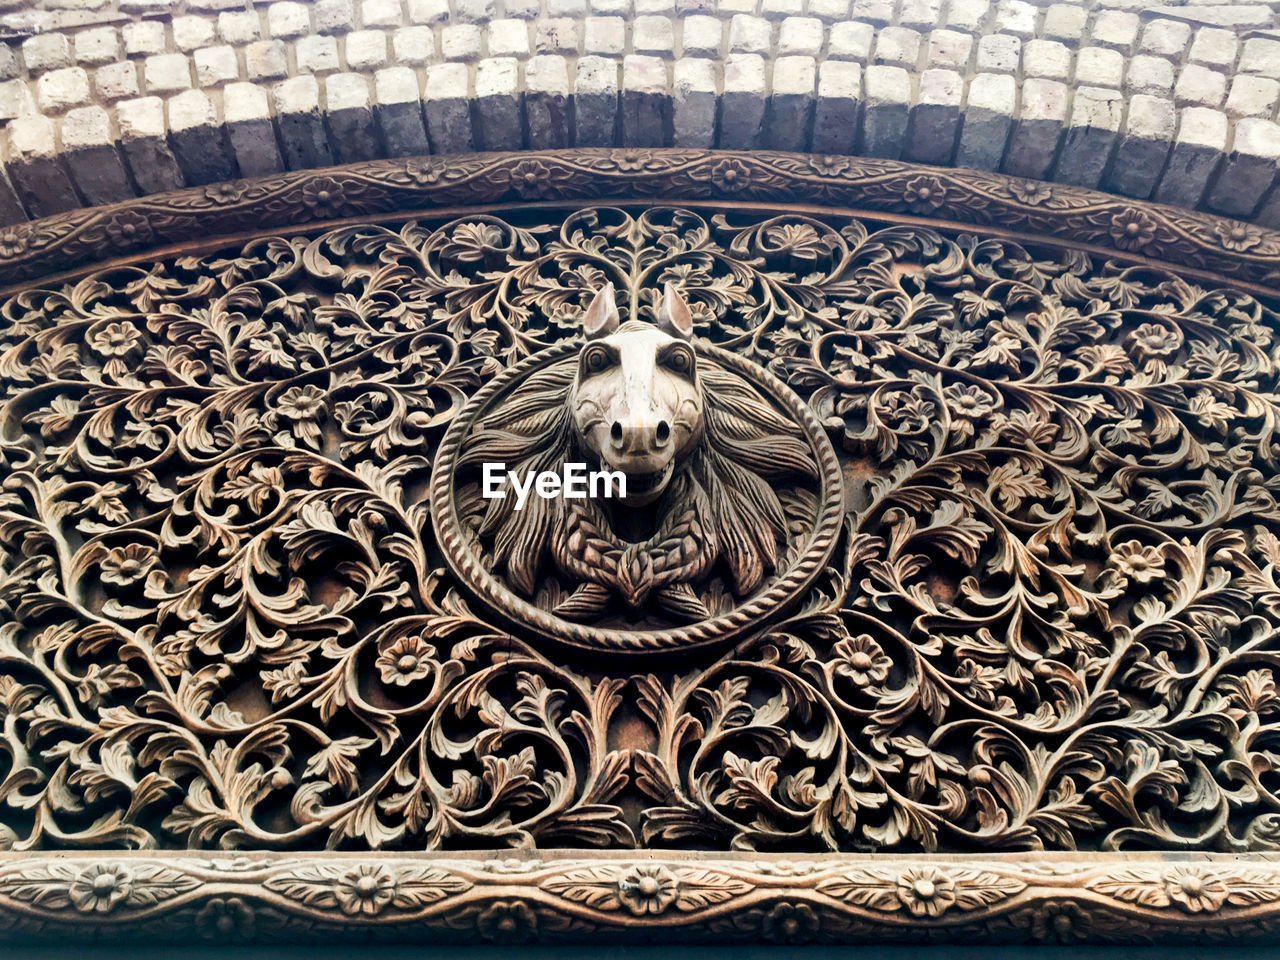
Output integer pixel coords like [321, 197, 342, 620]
[570, 283, 704, 506]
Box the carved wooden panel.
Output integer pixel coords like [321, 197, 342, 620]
[3, 152, 1280, 942]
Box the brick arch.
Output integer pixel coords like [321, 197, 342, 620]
[0, 0, 1277, 225]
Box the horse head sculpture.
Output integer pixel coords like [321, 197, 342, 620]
[569, 282, 705, 507]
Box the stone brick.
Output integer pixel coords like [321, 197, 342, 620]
[36, 66, 91, 111]
[777, 17, 822, 57]
[1154, 106, 1228, 208]
[1075, 46, 1123, 90]
[346, 31, 389, 69]
[1151, 5, 1268, 29]
[172, 15, 216, 52]
[194, 46, 239, 87]
[976, 34, 1020, 74]
[829, 21, 873, 61]
[874, 27, 921, 68]
[22, 34, 72, 73]
[720, 53, 765, 148]
[74, 27, 120, 66]
[1091, 10, 1139, 52]
[59, 105, 132, 204]
[851, 0, 892, 25]
[995, 0, 1036, 39]
[1126, 56, 1175, 98]
[547, 0, 586, 13]
[0, 79, 33, 122]
[715, 0, 752, 12]
[167, 89, 236, 184]
[1140, 19, 1191, 59]
[636, 0, 674, 12]
[271, 76, 333, 169]
[729, 15, 770, 55]
[536, 18, 579, 53]
[245, 41, 289, 81]
[390, 26, 434, 64]
[1055, 85, 1122, 188]
[122, 22, 166, 57]
[673, 56, 716, 147]
[927, 30, 971, 71]
[904, 67, 961, 164]
[1004, 77, 1068, 179]
[363, 0, 404, 27]
[1189, 28, 1237, 69]
[760, 0, 802, 18]
[5, 116, 78, 216]
[144, 54, 193, 95]
[766, 54, 814, 150]
[1174, 64, 1227, 108]
[408, 0, 450, 23]
[1228, 76, 1280, 119]
[574, 55, 618, 146]
[424, 62, 473, 153]
[441, 24, 483, 61]
[297, 35, 340, 74]
[324, 73, 380, 162]
[1208, 119, 1280, 217]
[589, 0, 630, 12]
[222, 81, 284, 175]
[807, 0, 849, 20]
[634, 16, 675, 55]
[899, 0, 939, 30]
[374, 66, 429, 156]
[1024, 39, 1071, 82]
[218, 11, 261, 45]
[95, 62, 140, 102]
[947, 0, 989, 32]
[114, 96, 184, 193]
[525, 54, 571, 148]
[488, 19, 529, 57]
[1043, 4, 1086, 45]
[861, 63, 909, 158]
[622, 54, 668, 147]
[680, 15, 720, 58]
[316, 0, 356, 33]
[1241, 39, 1280, 81]
[0, 48, 17, 85]
[812, 58, 859, 154]
[1103, 94, 1175, 199]
[267, 2, 311, 39]
[474, 57, 521, 151]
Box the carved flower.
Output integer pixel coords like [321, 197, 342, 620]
[832, 634, 892, 687]
[895, 867, 956, 917]
[1009, 180, 1053, 205]
[944, 383, 996, 419]
[105, 211, 153, 246]
[510, 159, 558, 199]
[1127, 322, 1182, 361]
[195, 896, 256, 941]
[617, 864, 678, 915]
[405, 159, 441, 186]
[1109, 540, 1165, 585]
[1109, 209, 1158, 251]
[334, 865, 397, 915]
[761, 902, 820, 943]
[376, 634, 436, 686]
[1163, 868, 1228, 913]
[90, 320, 144, 359]
[69, 864, 133, 913]
[810, 155, 850, 176]
[301, 177, 349, 217]
[476, 900, 538, 943]
[204, 183, 241, 204]
[0, 228, 26, 257]
[711, 157, 751, 193]
[101, 544, 158, 587]
[903, 176, 946, 213]
[1029, 901, 1085, 943]
[1215, 219, 1263, 253]
[613, 149, 650, 172]
[275, 384, 327, 420]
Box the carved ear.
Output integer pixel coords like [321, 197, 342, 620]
[582, 283, 619, 339]
[657, 282, 694, 339]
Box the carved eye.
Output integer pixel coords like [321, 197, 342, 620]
[583, 346, 612, 374]
[664, 347, 694, 375]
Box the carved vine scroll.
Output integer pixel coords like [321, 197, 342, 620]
[3, 180, 1280, 940]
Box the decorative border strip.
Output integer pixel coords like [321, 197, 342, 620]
[1, 149, 1279, 291]
[0, 853, 1277, 943]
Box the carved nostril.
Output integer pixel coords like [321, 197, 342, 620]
[610, 421, 623, 444]
[656, 421, 671, 444]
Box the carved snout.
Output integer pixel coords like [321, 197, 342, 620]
[608, 417, 673, 458]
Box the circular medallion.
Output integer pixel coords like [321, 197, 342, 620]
[430, 312, 844, 657]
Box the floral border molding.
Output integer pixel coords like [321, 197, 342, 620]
[0, 149, 1278, 290]
[0, 854, 1277, 944]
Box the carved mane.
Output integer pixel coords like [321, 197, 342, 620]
[457, 350, 820, 619]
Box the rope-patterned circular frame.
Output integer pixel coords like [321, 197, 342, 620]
[430, 338, 846, 656]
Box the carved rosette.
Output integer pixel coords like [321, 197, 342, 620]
[2, 152, 1280, 942]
